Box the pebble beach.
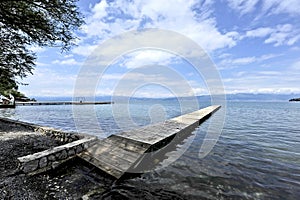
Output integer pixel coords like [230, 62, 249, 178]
[0, 120, 115, 199]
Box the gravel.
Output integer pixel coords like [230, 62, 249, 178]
[0, 120, 114, 199]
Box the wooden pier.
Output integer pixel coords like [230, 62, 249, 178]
[78, 105, 221, 179]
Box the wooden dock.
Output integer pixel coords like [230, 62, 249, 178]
[78, 105, 221, 179]
[15, 101, 113, 106]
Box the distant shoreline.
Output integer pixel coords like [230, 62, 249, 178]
[289, 98, 300, 102]
[15, 101, 113, 106]
[25, 93, 300, 103]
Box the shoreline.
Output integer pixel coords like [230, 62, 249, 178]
[0, 118, 114, 199]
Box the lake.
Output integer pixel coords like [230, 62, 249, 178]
[0, 100, 299, 199]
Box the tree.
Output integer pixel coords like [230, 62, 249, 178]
[0, 68, 18, 93]
[0, 0, 84, 95]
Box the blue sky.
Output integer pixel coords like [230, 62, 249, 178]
[20, 0, 300, 97]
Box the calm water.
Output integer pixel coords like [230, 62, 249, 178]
[1, 101, 299, 199]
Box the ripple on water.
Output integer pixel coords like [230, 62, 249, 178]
[1, 101, 300, 199]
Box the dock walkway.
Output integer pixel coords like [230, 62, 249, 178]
[79, 105, 221, 179]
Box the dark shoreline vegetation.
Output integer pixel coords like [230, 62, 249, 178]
[289, 98, 300, 102]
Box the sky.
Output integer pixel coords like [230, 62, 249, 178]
[20, 0, 300, 98]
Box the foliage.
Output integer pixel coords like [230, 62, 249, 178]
[0, 0, 84, 95]
[0, 68, 18, 93]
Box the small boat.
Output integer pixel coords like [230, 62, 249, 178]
[0, 94, 16, 108]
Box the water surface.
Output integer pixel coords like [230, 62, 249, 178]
[1, 101, 299, 199]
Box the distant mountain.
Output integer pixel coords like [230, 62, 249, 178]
[226, 93, 300, 102]
[31, 93, 300, 102]
[171, 93, 299, 102]
[31, 96, 113, 102]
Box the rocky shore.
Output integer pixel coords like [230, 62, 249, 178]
[0, 120, 115, 199]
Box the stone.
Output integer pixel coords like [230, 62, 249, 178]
[39, 157, 48, 168]
[22, 160, 39, 173]
[62, 135, 66, 142]
[52, 161, 60, 169]
[48, 155, 56, 161]
[68, 149, 75, 156]
[71, 135, 78, 141]
[75, 145, 83, 154]
[57, 150, 67, 160]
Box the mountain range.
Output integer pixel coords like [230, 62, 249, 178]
[32, 93, 300, 102]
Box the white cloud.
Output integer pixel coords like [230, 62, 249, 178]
[223, 68, 300, 94]
[72, 45, 98, 56]
[227, 0, 260, 15]
[64, 54, 74, 58]
[259, 54, 280, 60]
[52, 58, 82, 66]
[72, 66, 202, 98]
[262, 0, 300, 16]
[220, 53, 278, 67]
[35, 62, 49, 67]
[119, 50, 178, 69]
[94, 67, 208, 97]
[257, 71, 281, 75]
[192, 87, 208, 95]
[291, 60, 300, 70]
[188, 80, 209, 95]
[218, 53, 232, 59]
[91, 0, 108, 19]
[230, 57, 256, 65]
[227, 0, 300, 16]
[100, 73, 123, 80]
[227, 87, 300, 94]
[246, 27, 273, 37]
[245, 24, 300, 46]
[264, 24, 299, 46]
[78, 0, 238, 53]
[28, 45, 46, 53]
[19, 68, 77, 96]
